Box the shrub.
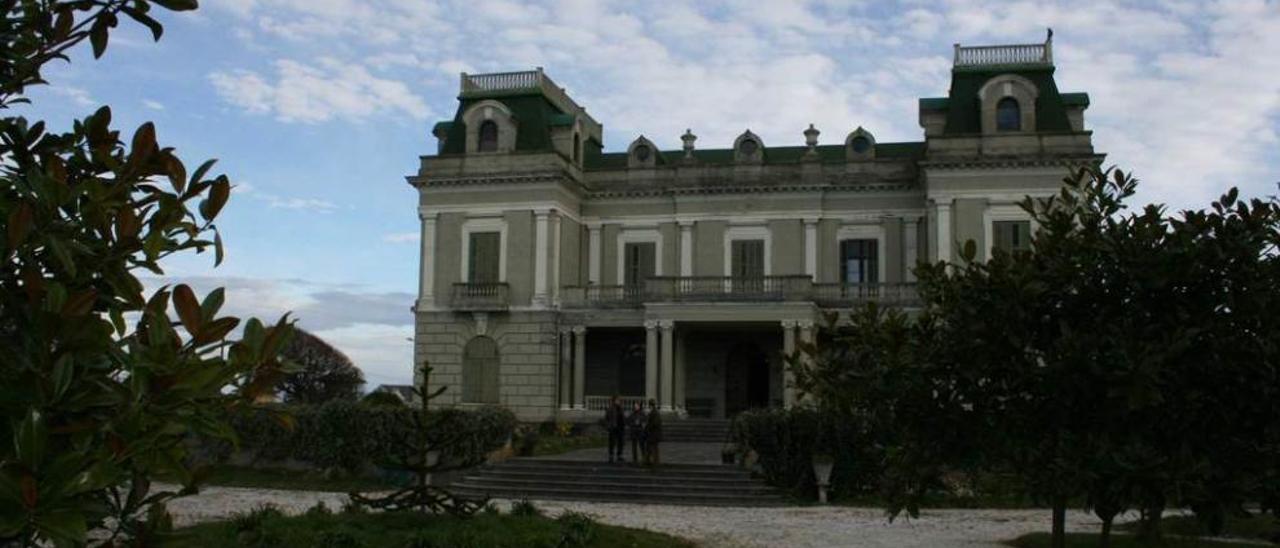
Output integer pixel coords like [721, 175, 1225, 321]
[228, 401, 516, 474]
[362, 391, 408, 407]
[731, 407, 880, 500]
[510, 499, 542, 517]
[556, 511, 598, 548]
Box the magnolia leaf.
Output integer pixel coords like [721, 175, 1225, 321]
[60, 289, 97, 317]
[164, 153, 186, 194]
[188, 158, 217, 188]
[213, 229, 224, 266]
[194, 317, 239, 346]
[16, 409, 47, 469]
[121, 5, 163, 41]
[152, 0, 200, 11]
[172, 284, 202, 334]
[6, 202, 34, 249]
[200, 177, 230, 221]
[201, 287, 226, 318]
[129, 122, 157, 165]
[89, 20, 108, 58]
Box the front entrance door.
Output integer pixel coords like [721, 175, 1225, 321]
[724, 342, 770, 417]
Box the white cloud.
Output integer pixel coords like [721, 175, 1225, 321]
[382, 232, 418, 244]
[142, 99, 165, 110]
[52, 86, 96, 107]
[235, 181, 338, 213]
[209, 58, 430, 123]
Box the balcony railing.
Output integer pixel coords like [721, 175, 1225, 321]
[451, 282, 509, 311]
[561, 278, 919, 308]
[954, 32, 1053, 68]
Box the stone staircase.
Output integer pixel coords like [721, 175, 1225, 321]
[663, 418, 731, 443]
[450, 458, 784, 506]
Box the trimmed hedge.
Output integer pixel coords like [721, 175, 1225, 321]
[730, 407, 880, 500]
[227, 402, 516, 473]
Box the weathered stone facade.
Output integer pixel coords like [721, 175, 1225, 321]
[409, 34, 1104, 422]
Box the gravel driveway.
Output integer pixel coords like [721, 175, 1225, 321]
[164, 484, 1115, 547]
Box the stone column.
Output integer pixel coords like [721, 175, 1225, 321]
[551, 212, 561, 304]
[781, 320, 797, 408]
[798, 320, 815, 405]
[558, 328, 572, 409]
[803, 218, 818, 279]
[679, 221, 694, 276]
[417, 211, 437, 310]
[674, 330, 687, 413]
[644, 320, 659, 403]
[587, 223, 602, 284]
[904, 217, 920, 282]
[934, 199, 953, 263]
[534, 209, 550, 305]
[659, 320, 675, 411]
[572, 326, 586, 409]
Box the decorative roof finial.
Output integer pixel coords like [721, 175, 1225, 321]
[804, 123, 820, 150]
[681, 128, 697, 158]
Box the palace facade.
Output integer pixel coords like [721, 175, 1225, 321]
[409, 34, 1101, 421]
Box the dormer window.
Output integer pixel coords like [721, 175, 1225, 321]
[478, 120, 499, 152]
[996, 97, 1021, 131]
[739, 139, 759, 157]
[634, 144, 651, 162]
[850, 136, 871, 153]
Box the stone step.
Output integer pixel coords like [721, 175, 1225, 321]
[501, 459, 744, 475]
[481, 469, 753, 484]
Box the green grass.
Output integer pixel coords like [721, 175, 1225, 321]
[1117, 513, 1279, 544]
[529, 434, 608, 457]
[174, 505, 694, 548]
[186, 465, 401, 493]
[1005, 532, 1265, 548]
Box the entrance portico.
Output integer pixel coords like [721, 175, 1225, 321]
[557, 302, 818, 421]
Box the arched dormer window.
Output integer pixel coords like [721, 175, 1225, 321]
[478, 120, 499, 152]
[996, 98, 1021, 131]
[626, 136, 659, 169]
[733, 130, 764, 164]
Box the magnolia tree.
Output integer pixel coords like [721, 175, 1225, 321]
[0, 1, 292, 545]
[794, 167, 1280, 548]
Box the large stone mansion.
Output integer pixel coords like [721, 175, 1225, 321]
[409, 33, 1102, 422]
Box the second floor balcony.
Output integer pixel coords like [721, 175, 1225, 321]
[561, 276, 918, 309]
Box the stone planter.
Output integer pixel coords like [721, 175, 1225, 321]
[812, 454, 835, 504]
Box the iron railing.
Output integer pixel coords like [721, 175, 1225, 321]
[561, 278, 919, 308]
[451, 282, 509, 311]
[584, 395, 647, 412]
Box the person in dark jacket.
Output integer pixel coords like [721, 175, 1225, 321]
[604, 395, 626, 463]
[626, 401, 646, 465]
[644, 398, 662, 466]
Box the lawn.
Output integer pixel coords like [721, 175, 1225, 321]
[173, 505, 694, 548]
[1005, 532, 1265, 547]
[1117, 513, 1279, 544]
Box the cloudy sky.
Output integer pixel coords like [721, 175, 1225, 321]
[20, 0, 1280, 387]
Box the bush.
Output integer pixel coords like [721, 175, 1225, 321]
[228, 401, 516, 474]
[510, 499, 542, 517]
[731, 407, 880, 500]
[362, 391, 408, 407]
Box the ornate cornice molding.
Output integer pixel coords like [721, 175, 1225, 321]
[411, 171, 570, 187]
[919, 155, 1104, 170]
[587, 182, 914, 200]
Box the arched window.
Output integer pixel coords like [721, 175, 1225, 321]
[996, 97, 1021, 131]
[850, 136, 871, 153]
[462, 336, 500, 403]
[477, 120, 499, 152]
[739, 138, 758, 157]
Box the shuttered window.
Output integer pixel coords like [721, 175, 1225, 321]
[992, 221, 1032, 253]
[623, 242, 656, 286]
[468, 232, 500, 283]
[731, 239, 765, 278]
[840, 239, 879, 283]
[462, 336, 500, 404]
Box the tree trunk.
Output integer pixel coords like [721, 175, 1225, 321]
[1139, 504, 1164, 540]
[1051, 496, 1067, 548]
[1099, 517, 1113, 548]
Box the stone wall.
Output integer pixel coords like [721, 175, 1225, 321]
[415, 310, 559, 422]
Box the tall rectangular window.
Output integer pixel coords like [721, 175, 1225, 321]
[840, 239, 879, 283]
[468, 231, 500, 283]
[731, 239, 765, 278]
[992, 221, 1031, 253]
[623, 242, 656, 286]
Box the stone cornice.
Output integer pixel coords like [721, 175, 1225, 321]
[919, 154, 1104, 170]
[588, 182, 915, 200]
[409, 171, 570, 188]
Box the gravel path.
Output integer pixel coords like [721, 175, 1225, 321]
[163, 484, 1118, 546]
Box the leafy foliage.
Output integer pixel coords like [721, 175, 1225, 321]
[348, 364, 517, 515]
[278, 327, 365, 404]
[228, 400, 515, 475]
[730, 407, 879, 500]
[791, 167, 1280, 548]
[1, 1, 294, 545]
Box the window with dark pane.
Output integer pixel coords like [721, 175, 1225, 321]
[623, 242, 656, 286]
[996, 97, 1021, 131]
[731, 240, 765, 278]
[992, 220, 1032, 253]
[840, 239, 879, 283]
[462, 336, 500, 404]
[851, 136, 871, 153]
[477, 120, 499, 152]
[468, 232, 500, 283]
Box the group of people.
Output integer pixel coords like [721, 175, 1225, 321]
[603, 396, 662, 465]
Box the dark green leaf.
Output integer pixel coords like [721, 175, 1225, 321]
[152, 0, 199, 11]
[172, 284, 202, 335]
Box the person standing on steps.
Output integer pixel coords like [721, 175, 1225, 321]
[627, 401, 646, 466]
[644, 398, 663, 466]
[604, 395, 626, 463]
